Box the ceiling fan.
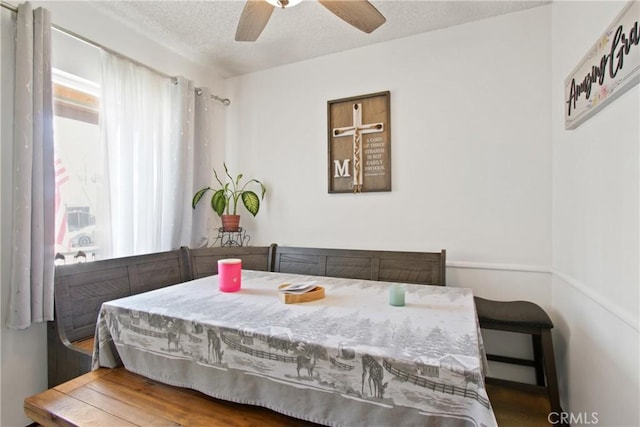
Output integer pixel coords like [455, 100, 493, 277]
[235, 0, 386, 42]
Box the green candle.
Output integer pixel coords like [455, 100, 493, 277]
[389, 285, 405, 306]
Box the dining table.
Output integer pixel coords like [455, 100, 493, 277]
[92, 269, 498, 427]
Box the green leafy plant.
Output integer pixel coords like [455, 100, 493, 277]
[192, 163, 266, 217]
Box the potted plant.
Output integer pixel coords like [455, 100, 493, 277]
[192, 163, 266, 232]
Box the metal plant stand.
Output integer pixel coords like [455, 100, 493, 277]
[213, 227, 250, 247]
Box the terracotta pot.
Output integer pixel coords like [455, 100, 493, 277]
[221, 214, 241, 232]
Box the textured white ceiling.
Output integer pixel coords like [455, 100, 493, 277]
[89, 0, 550, 78]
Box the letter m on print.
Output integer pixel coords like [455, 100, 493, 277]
[334, 159, 351, 178]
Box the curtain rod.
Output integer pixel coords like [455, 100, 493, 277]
[1, 1, 16, 12]
[0, 0, 231, 107]
[195, 88, 231, 106]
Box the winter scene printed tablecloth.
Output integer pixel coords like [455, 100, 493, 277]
[93, 270, 497, 427]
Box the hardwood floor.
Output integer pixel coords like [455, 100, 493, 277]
[488, 383, 553, 426]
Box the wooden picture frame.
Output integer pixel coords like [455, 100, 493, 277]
[327, 91, 391, 193]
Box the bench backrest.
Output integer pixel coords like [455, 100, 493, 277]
[272, 246, 446, 286]
[53, 244, 444, 342]
[54, 248, 191, 342]
[186, 245, 277, 279]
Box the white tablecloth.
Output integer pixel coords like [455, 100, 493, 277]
[93, 270, 497, 427]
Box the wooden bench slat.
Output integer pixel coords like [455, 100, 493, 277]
[54, 367, 113, 394]
[67, 386, 179, 427]
[25, 388, 138, 427]
[100, 368, 306, 427]
[84, 371, 202, 425]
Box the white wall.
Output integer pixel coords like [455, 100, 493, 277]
[0, 3, 225, 426]
[226, 5, 553, 380]
[551, 1, 639, 425]
[226, 7, 552, 270]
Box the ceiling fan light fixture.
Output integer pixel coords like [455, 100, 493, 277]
[265, 0, 303, 9]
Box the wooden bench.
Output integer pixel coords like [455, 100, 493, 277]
[48, 245, 444, 388]
[273, 246, 446, 285]
[48, 245, 276, 388]
[26, 367, 321, 427]
[48, 248, 192, 388]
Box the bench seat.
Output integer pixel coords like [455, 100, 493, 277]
[70, 337, 94, 353]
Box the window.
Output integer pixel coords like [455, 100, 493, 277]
[52, 69, 101, 264]
[51, 29, 200, 262]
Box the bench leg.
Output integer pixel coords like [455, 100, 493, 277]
[541, 329, 564, 424]
[532, 333, 545, 386]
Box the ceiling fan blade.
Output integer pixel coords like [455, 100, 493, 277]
[318, 0, 386, 34]
[235, 0, 275, 42]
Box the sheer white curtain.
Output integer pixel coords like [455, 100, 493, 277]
[7, 3, 55, 329]
[191, 87, 215, 247]
[99, 51, 198, 257]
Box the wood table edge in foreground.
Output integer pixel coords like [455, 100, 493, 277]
[24, 367, 322, 427]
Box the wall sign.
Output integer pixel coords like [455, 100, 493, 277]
[327, 91, 391, 193]
[565, 0, 639, 130]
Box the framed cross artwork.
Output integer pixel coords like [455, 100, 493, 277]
[327, 91, 391, 193]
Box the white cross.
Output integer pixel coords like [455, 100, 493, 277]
[332, 103, 384, 192]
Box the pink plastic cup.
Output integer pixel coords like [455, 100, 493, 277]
[218, 258, 242, 292]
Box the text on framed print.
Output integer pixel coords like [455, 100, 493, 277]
[565, 0, 639, 130]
